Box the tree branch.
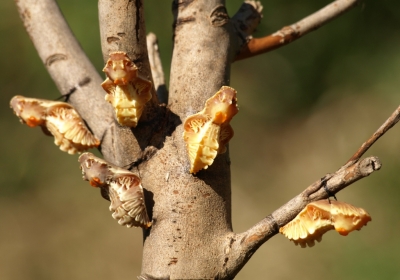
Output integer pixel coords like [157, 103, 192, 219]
[347, 105, 400, 163]
[139, 1, 241, 278]
[147, 33, 168, 104]
[168, 0, 240, 117]
[98, 0, 157, 105]
[231, 1, 263, 46]
[221, 157, 380, 278]
[235, 0, 360, 61]
[98, 0, 169, 166]
[13, 0, 123, 160]
[218, 103, 400, 278]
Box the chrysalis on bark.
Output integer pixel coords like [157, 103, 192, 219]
[101, 51, 152, 127]
[183, 86, 239, 173]
[78, 152, 152, 229]
[279, 200, 371, 248]
[10, 96, 100, 154]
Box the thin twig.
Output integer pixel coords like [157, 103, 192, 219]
[235, 0, 359, 61]
[219, 102, 400, 278]
[231, 1, 263, 45]
[347, 105, 400, 163]
[14, 0, 112, 143]
[147, 33, 168, 103]
[220, 156, 380, 278]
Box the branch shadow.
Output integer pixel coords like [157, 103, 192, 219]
[131, 106, 182, 151]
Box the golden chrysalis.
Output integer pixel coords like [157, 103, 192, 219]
[10, 96, 100, 154]
[279, 200, 371, 248]
[183, 86, 239, 173]
[78, 152, 152, 229]
[101, 51, 152, 127]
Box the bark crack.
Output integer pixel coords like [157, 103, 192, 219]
[45, 53, 67, 66]
[135, 0, 141, 42]
[106, 36, 120, 43]
[59, 77, 91, 102]
[173, 16, 196, 29]
[128, 146, 158, 169]
[209, 5, 229, 27]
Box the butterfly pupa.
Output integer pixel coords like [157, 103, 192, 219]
[108, 172, 152, 228]
[183, 86, 239, 174]
[10, 96, 100, 154]
[101, 51, 152, 127]
[78, 153, 152, 229]
[279, 200, 371, 248]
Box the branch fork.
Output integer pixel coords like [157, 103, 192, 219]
[234, 0, 360, 60]
[219, 106, 399, 278]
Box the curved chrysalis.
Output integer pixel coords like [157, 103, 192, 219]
[101, 51, 152, 127]
[78, 152, 152, 229]
[10, 96, 100, 154]
[279, 200, 371, 248]
[183, 86, 239, 174]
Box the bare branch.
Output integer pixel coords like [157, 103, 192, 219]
[168, 1, 240, 117]
[235, 0, 360, 61]
[147, 33, 168, 104]
[221, 156, 381, 278]
[218, 103, 400, 277]
[347, 105, 400, 163]
[139, 1, 239, 278]
[14, 0, 120, 160]
[98, 0, 168, 166]
[231, 1, 263, 45]
[98, 0, 159, 107]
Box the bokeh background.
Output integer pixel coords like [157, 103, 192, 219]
[1, 0, 400, 279]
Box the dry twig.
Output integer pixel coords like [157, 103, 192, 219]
[236, 0, 360, 60]
[347, 105, 400, 163]
[13, 0, 124, 161]
[147, 33, 168, 103]
[218, 103, 400, 278]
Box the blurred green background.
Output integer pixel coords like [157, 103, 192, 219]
[1, 0, 400, 279]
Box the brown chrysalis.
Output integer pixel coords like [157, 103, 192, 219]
[183, 86, 239, 173]
[78, 152, 152, 229]
[101, 51, 152, 127]
[279, 200, 371, 248]
[10, 96, 100, 154]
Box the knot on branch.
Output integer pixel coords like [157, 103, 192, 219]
[232, 1, 263, 42]
[45, 53, 67, 66]
[358, 157, 382, 175]
[210, 5, 229, 27]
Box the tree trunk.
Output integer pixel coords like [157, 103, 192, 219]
[100, 0, 239, 278]
[97, 0, 241, 278]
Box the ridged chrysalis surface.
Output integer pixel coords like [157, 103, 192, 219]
[78, 152, 152, 229]
[10, 96, 100, 154]
[101, 51, 152, 127]
[279, 200, 371, 248]
[183, 86, 238, 173]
